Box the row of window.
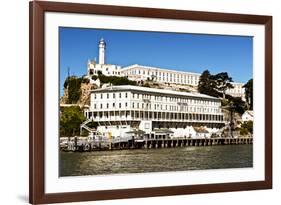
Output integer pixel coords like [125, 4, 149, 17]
[226, 88, 245, 94]
[93, 92, 219, 106]
[126, 69, 199, 80]
[92, 102, 220, 113]
[94, 92, 128, 99]
[87, 111, 223, 121]
[155, 76, 197, 85]
[125, 69, 200, 85]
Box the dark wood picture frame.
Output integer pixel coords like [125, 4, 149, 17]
[29, 1, 272, 204]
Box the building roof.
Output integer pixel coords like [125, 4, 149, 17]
[121, 64, 201, 76]
[243, 110, 254, 117]
[91, 85, 220, 100]
[230, 82, 245, 86]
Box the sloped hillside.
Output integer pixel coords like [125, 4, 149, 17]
[60, 76, 98, 107]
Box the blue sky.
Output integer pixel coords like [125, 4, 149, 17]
[59, 27, 253, 94]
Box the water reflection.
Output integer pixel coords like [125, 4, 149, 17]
[60, 144, 253, 176]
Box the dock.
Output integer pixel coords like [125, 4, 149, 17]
[61, 137, 253, 152]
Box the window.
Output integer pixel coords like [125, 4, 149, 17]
[145, 123, 150, 129]
[106, 103, 109, 108]
[125, 102, 128, 107]
[132, 103, 134, 108]
[119, 103, 121, 108]
[119, 93, 122, 98]
[113, 93, 115, 98]
[113, 103, 115, 107]
[125, 93, 128, 98]
[94, 94, 96, 99]
[100, 94, 103, 99]
[100, 104, 103, 109]
[107, 93, 109, 99]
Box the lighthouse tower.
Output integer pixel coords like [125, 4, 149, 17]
[98, 38, 106, 64]
[87, 38, 122, 78]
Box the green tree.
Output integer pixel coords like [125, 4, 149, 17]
[60, 106, 86, 137]
[231, 97, 247, 115]
[214, 72, 234, 99]
[198, 70, 219, 97]
[243, 79, 253, 110]
[97, 70, 103, 76]
[91, 75, 98, 80]
[240, 127, 248, 135]
[81, 77, 90, 84]
[63, 76, 84, 104]
[98, 74, 137, 86]
[240, 121, 253, 135]
[67, 77, 82, 103]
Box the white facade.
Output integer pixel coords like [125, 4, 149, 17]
[242, 110, 254, 122]
[87, 38, 122, 77]
[87, 61, 122, 76]
[121, 64, 201, 86]
[85, 85, 225, 139]
[225, 82, 246, 101]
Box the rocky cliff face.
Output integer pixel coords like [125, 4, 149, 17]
[60, 78, 199, 107]
[60, 82, 98, 107]
[141, 80, 198, 93]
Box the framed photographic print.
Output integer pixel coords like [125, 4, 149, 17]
[29, 1, 272, 204]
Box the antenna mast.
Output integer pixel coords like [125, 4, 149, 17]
[67, 66, 70, 78]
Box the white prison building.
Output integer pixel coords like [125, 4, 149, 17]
[86, 38, 245, 100]
[84, 85, 225, 139]
[225, 82, 246, 101]
[121, 64, 200, 86]
[87, 38, 200, 86]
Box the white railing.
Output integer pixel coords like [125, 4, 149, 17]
[92, 116, 224, 123]
[81, 118, 92, 126]
[80, 118, 95, 134]
[81, 124, 95, 133]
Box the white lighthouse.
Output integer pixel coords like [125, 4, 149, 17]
[98, 38, 106, 64]
[87, 38, 122, 78]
